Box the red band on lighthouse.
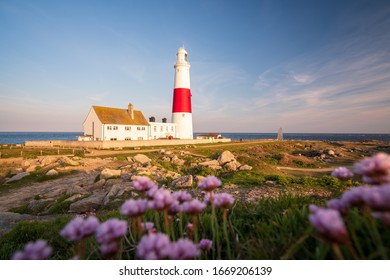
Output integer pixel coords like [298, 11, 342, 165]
[172, 88, 192, 113]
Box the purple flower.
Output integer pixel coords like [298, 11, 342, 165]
[146, 185, 158, 200]
[355, 153, 390, 184]
[151, 188, 174, 210]
[203, 192, 212, 205]
[199, 239, 213, 251]
[168, 200, 181, 215]
[141, 222, 155, 233]
[362, 185, 390, 211]
[182, 199, 206, 215]
[172, 191, 192, 203]
[99, 242, 118, 257]
[96, 218, 128, 245]
[327, 198, 348, 215]
[12, 240, 52, 260]
[120, 199, 148, 217]
[331, 167, 354, 181]
[214, 193, 235, 208]
[137, 233, 171, 260]
[309, 206, 348, 244]
[132, 176, 157, 192]
[340, 186, 371, 207]
[60, 216, 100, 241]
[198, 176, 222, 192]
[169, 238, 200, 260]
[186, 223, 194, 232]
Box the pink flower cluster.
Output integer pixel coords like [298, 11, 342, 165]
[309, 205, 348, 244]
[132, 176, 157, 192]
[137, 233, 200, 260]
[120, 199, 148, 217]
[311, 153, 390, 242]
[354, 152, 390, 184]
[12, 240, 53, 260]
[60, 216, 100, 241]
[95, 218, 128, 257]
[198, 176, 222, 192]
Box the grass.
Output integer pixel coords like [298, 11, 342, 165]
[0, 146, 84, 159]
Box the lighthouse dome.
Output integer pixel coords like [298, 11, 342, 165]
[178, 47, 187, 54]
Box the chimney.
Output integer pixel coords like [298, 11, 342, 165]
[128, 103, 134, 119]
[149, 116, 156, 122]
[162, 117, 167, 123]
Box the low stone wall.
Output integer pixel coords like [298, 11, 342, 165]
[24, 138, 231, 149]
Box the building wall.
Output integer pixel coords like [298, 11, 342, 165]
[83, 108, 103, 140]
[149, 122, 176, 139]
[102, 124, 149, 141]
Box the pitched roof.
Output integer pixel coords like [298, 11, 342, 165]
[92, 106, 149, 126]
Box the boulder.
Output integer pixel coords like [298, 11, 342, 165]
[327, 150, 335, 156]
[92, 179, 106, 190]
[218, 151, 235, 165]
[194, 175, 205, 183]
[126, 157, 135, 162]
[66, 185, 89, 196]
[100, 168, 121, 180]
[58, 157, 79, 166]
[103, 184, 122, 205]
[225, 161, 238, 171]
[65, 194, 84, 202]
[199, 160, 220, 167]
[133, 154, 151, 165]
[162, 156, 171, 162]
[5, 172, 30, 183]
[27, 199, 51, 212]
[172, 175, 193, 188]
[46, 169, 59, 176]
[239, 165, 253, 171]
[40, 157, 55, 166]
[172, 157, 185, 166]
[10, 167, 24, 175]
[26, 165, 38, 173]
[69, 192, 106, 213]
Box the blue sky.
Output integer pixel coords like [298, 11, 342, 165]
[0, 0, 389, 133]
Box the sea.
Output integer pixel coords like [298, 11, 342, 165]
[0, 131, 389, 144]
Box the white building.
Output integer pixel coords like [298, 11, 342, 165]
[82, 103, 176, 141]
[81, 47, 193, 141]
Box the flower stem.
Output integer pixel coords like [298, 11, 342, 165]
[223, 209, 231, 259]
[331, 243, 344, 260]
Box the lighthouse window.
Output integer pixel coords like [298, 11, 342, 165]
[182, 114, 185, 117]
[154, 126, 157, 132]
[185, 54, 188, 61]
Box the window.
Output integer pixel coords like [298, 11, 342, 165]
[125, 138, 131, 141]
[171, 126, 174, 132]
[125, 126, 131, 131]
[182, 114, 185, 117]
[110, 138, 117, 141]
[154, 126, 157, 132]
[113, 126, 118, 130]
[137, 137, 143, 140]
[107, 126, 112, 130]
[160, 126, 163, 132]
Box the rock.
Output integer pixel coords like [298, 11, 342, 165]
[162, 156, 171, 162]
[172, 175, 193, 188]
[194, 175, 205, 183]
[225, 161, 238, 171]
[26, 165, 38, 173]
[5, 172, 30, 183]
[69, 192, 106, 213]
[103, 185, 122, 205]
[166, 171, 181, 179]
[218, 151, 236, 165]
[159, 149, 166, 154]
[65, 194, 84, 202]
[327, 150, 335, 156]
[265, 180, 276, 185]
[66, 185, 89, 196]
[58, 157, 79, 166]
[100, 168, 121, 180]
[172, 157, 185, 166]
[10, 167, 24, 175]
[133, 154, 151, 165]
[199, 160, 220, 167]
[46, 169, 59, 176]
[320, 154, 326, 159]
[239, 165, 252, 171]
[126, 157, 135, 162]
[40, 157, 55, 166]
[27, 199, 51, 212]
[209, 165, 222, 170]
[22, 160, 31, 168]
[92, 179, 106, 190]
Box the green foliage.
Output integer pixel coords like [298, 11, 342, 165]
[46, 194, 72, 214]
[0, 217, 73, 260]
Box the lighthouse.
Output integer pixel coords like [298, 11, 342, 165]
[172, 47, 193, 139]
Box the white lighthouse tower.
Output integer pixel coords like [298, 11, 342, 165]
[172, 47, 193, 139]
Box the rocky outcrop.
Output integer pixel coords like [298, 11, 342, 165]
[198, 151, 252, 172]
[69, 192, 106, 213]
[133, 154, 152, 165]
[100, 168, 121, 180]
[46, 169, 59, 176]
[5, 172, 30, 183]
[172, 175, 193, 188]
[218, 151, 236, 165]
